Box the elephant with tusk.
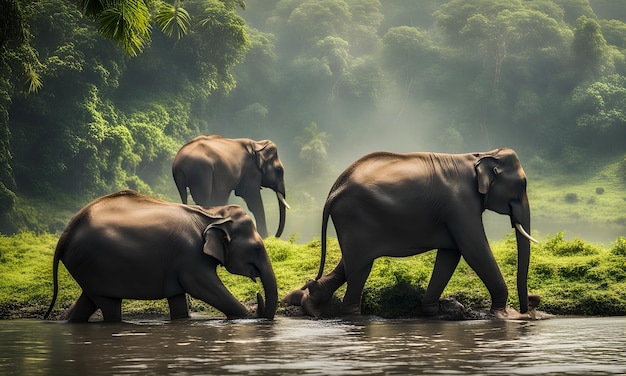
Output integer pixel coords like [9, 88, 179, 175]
[284, 148, 539, 318]
[44, 190, 278, 322]
[172, 135, 289, 238]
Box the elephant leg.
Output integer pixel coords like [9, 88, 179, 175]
[341, 260, 373, 315]
[451, 221, 508, 311]
[181, 273, 249, 319]
[167, 293, 190, 320]
[242, 192, 267, 238]
[309, 259, 347, 304]
[66, 292, 98, 322]
[421, 248, 461, 316]
[90, 296, 123, 322]
[463, 253, 508, 311]
[188, 175, 213, 207]
[299, 260, 348, 317]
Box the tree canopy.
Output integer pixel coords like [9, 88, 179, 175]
[1, 0, 626, 233]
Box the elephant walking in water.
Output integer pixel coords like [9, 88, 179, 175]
[285, 148, 539, 317]
[172, 135, 289, 238]
[44, 190, 278, 322]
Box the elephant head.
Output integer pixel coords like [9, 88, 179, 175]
[475, 148, 538, 313]
[250, 140, 290, 237]
[203, 206, 278, 319]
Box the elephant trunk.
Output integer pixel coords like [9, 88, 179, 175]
[259, 252, 278, 319]
[511, 194, 534, 313]
[275, 192, 289, 238]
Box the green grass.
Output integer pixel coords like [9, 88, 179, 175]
[527, 156, 626, 227]
[1, 231, 625, 319]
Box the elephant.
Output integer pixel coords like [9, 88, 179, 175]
[172, 135, 290, 238]
[284, 148, 539, 318]
[43, 190, 278, 322]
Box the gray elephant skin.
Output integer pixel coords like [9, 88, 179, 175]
[44, 190, 278, 322]
[172, 135, 289, 238]
[285, 148, 539, 317]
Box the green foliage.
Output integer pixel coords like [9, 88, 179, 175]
[611, 237, 626, 256]
[527, 232, 626, 315]
[0, 232, 79, 317]
[543, 232, 601, 256]
[97, 0, 151, 56]
[155, 2, 191, 40]
[3, 231, 625, 319]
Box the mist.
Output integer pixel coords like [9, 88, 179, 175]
[2, 0, 625, 243]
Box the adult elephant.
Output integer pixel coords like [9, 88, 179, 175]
[172, 135, 289, 238]
[43, 190, 278, 322]
[284, 148, 539, 318]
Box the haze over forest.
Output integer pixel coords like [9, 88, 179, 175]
[1, 0, 625, 241]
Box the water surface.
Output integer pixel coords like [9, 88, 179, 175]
[1, 316, 624, 375]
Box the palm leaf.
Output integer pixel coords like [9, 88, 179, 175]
[24, 65, 42, 93]
[155, 2, 191, 40]
[97, 0, 151, 56]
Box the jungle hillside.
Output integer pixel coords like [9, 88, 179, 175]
[1, 0, 626, 318]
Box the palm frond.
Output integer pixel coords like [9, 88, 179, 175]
[155, 2, 191, 40]
[24, 65, 42, 93]
[97, 0, 151, 56]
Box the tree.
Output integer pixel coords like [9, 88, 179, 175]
[572, 16, 610, 80]
[296, 122, 329, 176]
[571, 74, 626, 150]
[460, 9, 565, 91]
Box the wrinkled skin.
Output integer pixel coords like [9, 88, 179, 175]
[44, 190, 278, 322]
[172, 135, 288, 238]
[284, 148, 538, 318]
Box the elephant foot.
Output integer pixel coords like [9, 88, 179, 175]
[419, 301, 440, 316]
[340, 302, 361, 316]
[169, 312, 191, 320]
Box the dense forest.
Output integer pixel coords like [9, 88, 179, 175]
[1, 0, 626, 238]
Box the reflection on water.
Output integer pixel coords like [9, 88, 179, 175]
[0, 316, 624, 375]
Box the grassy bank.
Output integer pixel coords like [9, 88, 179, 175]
[1, 231, 625, 319]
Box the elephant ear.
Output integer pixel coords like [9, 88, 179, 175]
[252, 140, 272, 170]
[202, 218, 233, 264]
[475, 156, 501, 194]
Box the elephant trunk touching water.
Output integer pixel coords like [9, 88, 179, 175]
[284, 148, 539, 318]
[512, 194, 533, 314]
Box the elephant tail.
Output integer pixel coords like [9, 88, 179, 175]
[44, 221, 75, 320]
[43, 243, 62, 319]
[315, 199, 333, 281]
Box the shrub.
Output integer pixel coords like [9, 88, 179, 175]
[361, 281, 423, 318]
[595, 187, 605, 194]
[611, 237, 626, 256]
[542, 232, 600, 256]
[565, 192, 579, 203]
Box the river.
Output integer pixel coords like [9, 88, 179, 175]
[0, 316, 624, 375]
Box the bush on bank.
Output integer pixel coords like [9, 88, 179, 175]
[0, 232, 625, 319]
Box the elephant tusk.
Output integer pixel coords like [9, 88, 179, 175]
[277, 192, 291, 210]
[515, 223, 539, 244]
